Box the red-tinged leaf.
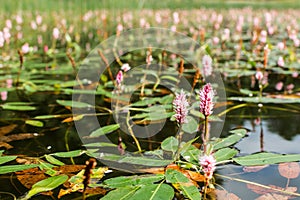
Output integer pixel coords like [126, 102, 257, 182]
[214, 189, 241, 200]
[278, 162, 300, 179]
[243, 165, 269, 173]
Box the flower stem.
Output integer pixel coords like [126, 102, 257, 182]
[174, 127, 183, 161]
[126, 112, 142, 152]
[204, 115, 210, 143]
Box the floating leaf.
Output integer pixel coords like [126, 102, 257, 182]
[129, 183, 174, 200]
[214, 189, 241, 200]
[0, 142, 13, 149]
[1, 103, 36, 111]
[214, 148, 238, 162]
[100, 186, 138, 200]
[62, 114, 84, 123]
[161, 136, 178, 153]
[0, 133, 38, 143]
[89, 124, 120, 137]
[0, 155, 17, 165]
[212, 129, 247, 150]
[51, 150, 84, 158]
[38, 161, 57, 176]
[26, 120, 44, 127]
[119, 157, 172, 167]
[56, 100, 93, 108]
[165, 169, 201, 200]
[278, 162, 300, 179]
[84, 142, 117, 147]
[45, 155, 64, 166]
[16, 167, 48, 189]
[24, 175, 68, 199]
[234, 153, 300, 166]
[0, 124, 18, 136]
[103, 174, 165, 188]
[182, 116, 198, 134]
[0, 164, 38, 174]
[243, 165, 269, 173]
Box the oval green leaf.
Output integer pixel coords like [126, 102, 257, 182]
[25, 175, 68, 199]
[89, 124, 120, 137]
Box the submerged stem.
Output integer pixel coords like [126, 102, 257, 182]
[126, 112, 142, 152]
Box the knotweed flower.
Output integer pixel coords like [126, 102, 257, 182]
[275, 81, 283, 91]
[52, 28, 60, 39]
[212, 37, 219, 45]
[255, 71, 263, 81]
[260, 30, 267, 43]
[1, 91, 7, 101]
[121, 63, 131, 72]
[286, 84, 294, 94]
[116, 70, 123, 86]
[277, 42, 284, 50]
[277, 56, 284, 67]
[199, 83, 214, 117]
[21, 43, 30, 54]
[202, 55, 212, 77]
[6, 79, 13, 88]
[199, 154, 216, 179]
[173, 90, 189, 124]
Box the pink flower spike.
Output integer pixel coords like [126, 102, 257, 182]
[1, 91, 7, 101]
[6, 79, 13, 88]
[277, 42, 285, 50]
[121, 63, 131, 72]
[286, 84, 294, 93]
[199, 83, 214, 117]
[21, 43, 30, 54]
[202, 55, 213, 77]
[275, 81, 283, 91]
[199, 154, 216, 179]
[173, 90, 189, 124]
[277, 56, 284, 67]
[116, 71, 123, 86]
[255, 71, 263, 81]
[52, 28, 60, 39]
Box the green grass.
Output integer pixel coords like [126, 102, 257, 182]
[0, 0, 299, 13]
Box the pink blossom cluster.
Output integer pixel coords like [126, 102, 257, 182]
[199, 154, 216, 179]
[173, 90, 189, 124]
[199, 83, 214, 117]
[202, 55, 212, 77]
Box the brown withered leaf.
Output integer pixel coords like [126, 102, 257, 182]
[278, 162, 300, 179]
[16, 157, 39, 165]
[54, 165, 85, 174]
[58, 184, 106, 199]
[213, 189, 241, 200]
[165, 164, 204, 186]
[62, 115, 84, 123]
[0, 124, 18, 136]
[136, 167, 165, 174]
[0, 133, 39, 143]
[243, 165, 269, 173]
[15, 167, 47, 189]
[0, 142, 13, 149]
[15, 165, 85, 189]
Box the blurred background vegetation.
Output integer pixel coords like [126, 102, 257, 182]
[0, 0, 299, 12]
